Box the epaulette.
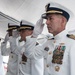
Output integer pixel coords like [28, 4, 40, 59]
[67, 34, 75, 40]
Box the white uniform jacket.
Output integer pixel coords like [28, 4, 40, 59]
[24, 30, 75, 75]
[9, 37, 32, 75]
[13, 37, 44, 75]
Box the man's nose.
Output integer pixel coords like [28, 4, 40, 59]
[46, 19, 50, 26]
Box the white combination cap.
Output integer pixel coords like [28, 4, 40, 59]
[42, 2, 74, 21]
[19, 20, 34, 31]
[7, 23, 20, 31]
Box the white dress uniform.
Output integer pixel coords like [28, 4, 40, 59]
[9, 36, 31, 75]
[24, 30, 75, 75]
[1, 22, 19, 75]
[16, 37, 31, 75]
[1, 39, 18, 75]
[10, 36, 44, 75]
[14, 19, 44, 75]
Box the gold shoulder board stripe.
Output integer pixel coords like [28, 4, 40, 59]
[67, 34, 75, 40]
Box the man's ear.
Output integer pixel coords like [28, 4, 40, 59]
[61, 16, 67, 26]
[9, 30, 12, 36]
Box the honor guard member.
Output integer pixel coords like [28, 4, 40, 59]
[1, 23, 19, 75]
[18, 20, 34, 75]
[22, 17, 45, 75]
[15, 20, 44, 75]
[23, 2, 75, 75]
[19, 20, 44, 75]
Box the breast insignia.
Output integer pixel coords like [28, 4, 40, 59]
[21, 54, 27, 64]
[52, 44, 66, 64]
[67, 34, 75, 40]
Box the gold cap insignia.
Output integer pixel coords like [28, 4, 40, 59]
[45, 3, 50, 12]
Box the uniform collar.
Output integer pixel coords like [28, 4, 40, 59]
[53, 30, 68, 40]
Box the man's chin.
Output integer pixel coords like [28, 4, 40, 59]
[48, 30, 53, 33]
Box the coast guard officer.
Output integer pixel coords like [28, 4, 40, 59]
[24, 2, 75, 75]
[1, 23, 19, 75]
[18, 20, 34, 75]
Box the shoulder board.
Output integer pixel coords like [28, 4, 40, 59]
[66, 34, 75, 40]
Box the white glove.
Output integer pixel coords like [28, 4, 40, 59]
[12, 30, 19, 38]
[32, 18, 44, 38]
[4, 33, 9, 42]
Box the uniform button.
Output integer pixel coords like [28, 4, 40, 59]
[55, 66, 60, 72]
[46, 64, 49, 67]
[49, 51, 52, 55]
